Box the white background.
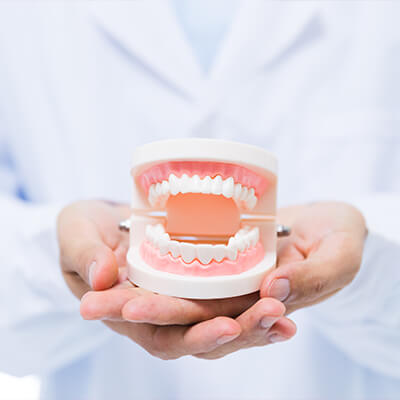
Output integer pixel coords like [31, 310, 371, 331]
[0, 374, 40, 400]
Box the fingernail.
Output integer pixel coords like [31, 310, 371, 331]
[268, 279, 290, 302]
[268, 334, 288, 343]
[217, 334, 239, 345]
[260, 316, 278, 329]
[88, 261, 97, 288]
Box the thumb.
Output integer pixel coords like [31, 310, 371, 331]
[58, 222, 119, 291]
[260, 232, 359, 313]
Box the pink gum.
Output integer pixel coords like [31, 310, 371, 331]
[140, 240, 265, 277]
[137, 161, 268, 198]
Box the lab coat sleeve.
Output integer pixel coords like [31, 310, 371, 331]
[309, 194, 400, 379]
[0, 146, 111, 377]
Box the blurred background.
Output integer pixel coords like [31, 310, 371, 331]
[0, 374, 40, 400]
[0, 1, 399, 399]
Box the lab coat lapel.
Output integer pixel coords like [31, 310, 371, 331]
[209, 1, 321, 96]
[87, 1, 204, 99]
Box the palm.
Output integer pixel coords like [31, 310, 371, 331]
[261, 203, 367, 314]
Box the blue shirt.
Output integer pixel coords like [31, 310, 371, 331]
[171, 0, 239, 72]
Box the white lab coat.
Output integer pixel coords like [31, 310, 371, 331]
[0, 1, 399, 399]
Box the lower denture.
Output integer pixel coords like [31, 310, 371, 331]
[140, 241, 265, 277]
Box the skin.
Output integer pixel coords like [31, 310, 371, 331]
[57, 200, 367, 360]
[58, 200, 295, 360]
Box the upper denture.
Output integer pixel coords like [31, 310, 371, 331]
[138, 161, 268, 210]
[138, 161, 268, 198]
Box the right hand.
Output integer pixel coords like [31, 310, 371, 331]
[57, 200, 296, 360]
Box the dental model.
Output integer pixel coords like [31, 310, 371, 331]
[126, 139, 279, 299]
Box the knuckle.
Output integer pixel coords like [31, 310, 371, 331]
[149, 349, 175, 361]
[149, 330, 181, 361]
[145, 343, 173, 360]
[195, 352, 223, 360]
[313, 278, 326, 296]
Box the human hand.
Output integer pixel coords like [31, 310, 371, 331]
[57, 200, 131, 297]
[81, 284, 296, 360]
[260, 202, 367, 314]
[58, 200, 296, 359]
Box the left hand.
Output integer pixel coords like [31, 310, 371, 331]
[261, 202, 367, 314]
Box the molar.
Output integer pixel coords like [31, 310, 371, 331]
[169, 240, 180, 258]
[249, 227, 259, 246]
[227, 237, 238, 261]
[158, 233, 170, 256]
[234, 183, 242, 199]
[239, 186, 248, 201]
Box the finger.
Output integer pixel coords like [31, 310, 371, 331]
[266, 317, 297, 343]
[58, 210, 119, 291]
[80, 283, 145, 320]
[121, 292, 259, 325]
[195, 298, 293, 359]
[260, 231, 361, 311]
[63, 238, 118, 291]
[62, 270, 91, 299]
[149, 316, 241, 360]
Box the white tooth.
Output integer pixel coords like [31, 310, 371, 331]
[196, 244, 214, 265]
[153, 234, 161, 248]
[180, 243, 196, 263]
[200, 176, 212, 194]
[234, 183, 242, 200]
[145, 224, 152, 237]
[222, 177, 234, 198]
[153, 183, 161, 205]
[161, 180, 169, 196]
[145, 225, 154, 243]
[246, 194, 257, 210]
[191, 175, 201, 193]
[159, 233, 170, 256]
[240, 186, 248, 201]
[169, 240, 180, 258]
[154, 224, 165, 233]
[227, 237, 238, 260]
[235, 229, 245, 237]
[169, 174, 180, 195]
[159, 180, 170, 207]
[180, 174, 190, 194]
[213, 244, 226, 262]
[148, 184, 156, 206]
[249, 228, 259, 247]
[211, 175, 223, 195]
[242, 234, 251, 250]
[234, 235, 246, 252]
[244, 188, 257, 209]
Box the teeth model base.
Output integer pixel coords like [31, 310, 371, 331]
[129, 139, 278, 298]
[140, 224, 264, 277]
